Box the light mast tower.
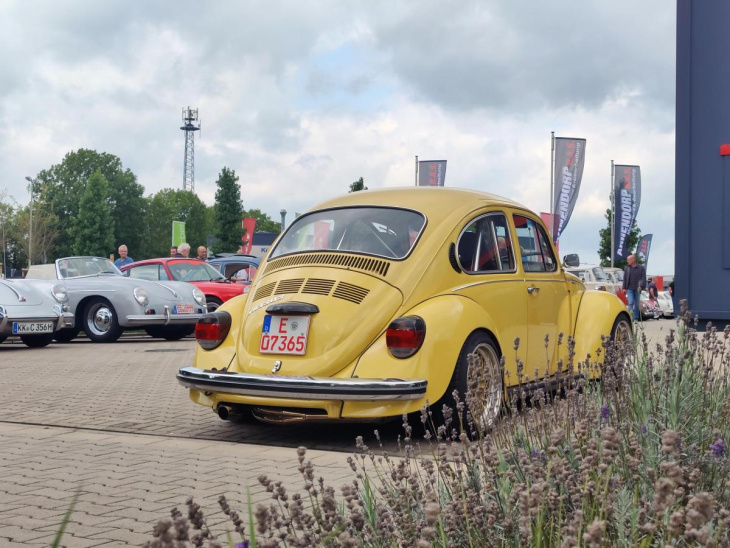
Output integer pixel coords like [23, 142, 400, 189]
[180, 107, 201, 192]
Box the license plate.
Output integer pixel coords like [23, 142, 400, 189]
[12, 322, 54, 335]
[260, 315, 311, 355]
[173, 304, 194, 314]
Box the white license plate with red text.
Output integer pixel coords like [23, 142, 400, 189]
[173, 304, 194, 314]
[260, 315, 311, 355]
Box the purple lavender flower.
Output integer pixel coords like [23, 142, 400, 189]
[235, 542, 250, 548]
[710, 438, 727, 458]
[600, 404, 610, 421]
[641, 424, 648, 436]
[530, 448, 542, 459]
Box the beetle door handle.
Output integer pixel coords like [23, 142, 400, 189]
[527, 286, 540, 294]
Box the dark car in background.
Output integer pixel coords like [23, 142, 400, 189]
[207, 255, 261, 285]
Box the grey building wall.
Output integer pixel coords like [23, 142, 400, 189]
[676, 0, 730, 319]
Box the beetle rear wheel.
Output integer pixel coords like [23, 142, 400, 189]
[444, 332, 504, 433]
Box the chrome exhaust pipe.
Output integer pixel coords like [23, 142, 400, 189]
[217, 404, 232, 421]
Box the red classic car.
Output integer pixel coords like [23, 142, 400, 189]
[120, 258, 247, 313]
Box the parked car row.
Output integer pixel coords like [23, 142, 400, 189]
[1, 253, 263, 347]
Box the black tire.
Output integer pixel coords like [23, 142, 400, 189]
[610, 313, 633, 343]
[83, 298, 123, 343]
[145, 326, 164, 338]
[157, 325, 195, 341]
[205, 297, 223, 313]
[20, 333, 55, 348]
[0, 335, 7, 344]
[53, 327, 80, 343]
[442, 332, 504, 434]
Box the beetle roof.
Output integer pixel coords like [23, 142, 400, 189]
[312, 187, 523, 213]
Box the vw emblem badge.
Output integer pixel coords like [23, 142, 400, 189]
[272, 360, 282, 373]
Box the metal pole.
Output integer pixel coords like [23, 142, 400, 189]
[549, 131, 555, 240]
[415, 155, 418, 186]
[610, 160, 615, 268]
[25, 176, 33, 267]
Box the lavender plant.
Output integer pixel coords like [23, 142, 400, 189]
[145, 302, 730, 547]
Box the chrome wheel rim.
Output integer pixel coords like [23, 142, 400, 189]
[466, 342, 503, 430]
[87, 304, 113, 336]
[614, 318, 633, 346]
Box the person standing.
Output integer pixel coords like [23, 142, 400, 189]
[196, 246, 208, 260]
[647, 277, 659, 301]
[114, 245, 134, 268]
[178, 243, 191, 258]
[623, 254, 646, 322]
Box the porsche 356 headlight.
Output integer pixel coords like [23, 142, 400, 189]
[133, 287, 149, 306]
[192, 287, 206, 306]
[51, 283, 69, 303]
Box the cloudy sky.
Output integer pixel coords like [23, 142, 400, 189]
[0, 1, 676, 273]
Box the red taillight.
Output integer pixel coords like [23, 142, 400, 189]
[195, 312, 232, 350]
[386, 316, 426, 359]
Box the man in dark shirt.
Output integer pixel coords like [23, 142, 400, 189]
[623, 254, 646, 322]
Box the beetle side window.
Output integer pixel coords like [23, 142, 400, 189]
[457, 213, 514, 273]
[513, 215, 558, 272]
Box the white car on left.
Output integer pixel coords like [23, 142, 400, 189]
[0, 278, 75, 347]
[25, 256, 206, 343]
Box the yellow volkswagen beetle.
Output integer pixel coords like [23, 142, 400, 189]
[178, 187, 630, 426]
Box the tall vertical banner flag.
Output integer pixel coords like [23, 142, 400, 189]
[240, 217, 257, 255]
[417, 160, 447, 186]
[551, 138, 587, 240]
[636, 234, 653, 268]
[612, 165, 642, 262]
[171, 221, 186, 247]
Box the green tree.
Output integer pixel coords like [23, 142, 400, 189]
[35, 149, 145, 258]
[349, 177, 367, 193]
[213, 167, 244, 253]
[598, 208, 641, 269]
[72, 170, 114, 256]
[242, 208, 281, 233]
[143, 189, 212, 259]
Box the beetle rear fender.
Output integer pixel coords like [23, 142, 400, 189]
[573, 291, 629, 369]
[193, 293, 248, 374]
[346, 295, 501, 417]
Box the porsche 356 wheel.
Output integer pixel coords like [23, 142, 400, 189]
[205, 297, 223, 313]
[20, 333, 55, 348]
[83, 298, 123, 343]
[444, 332, 504, 432]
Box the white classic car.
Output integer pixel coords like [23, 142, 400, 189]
[565, 264, 621, 294]
[25, 257, 206, 343]
[0, 278, 75, 347]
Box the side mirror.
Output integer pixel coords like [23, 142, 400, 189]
[563, 253, 580, 267]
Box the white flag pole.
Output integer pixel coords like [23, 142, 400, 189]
[549, 131, 555, 240]
[415, 155, 418, 186]
[610, 160, 615, 268]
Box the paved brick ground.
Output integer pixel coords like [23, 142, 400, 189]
[0, 422, 356, 547]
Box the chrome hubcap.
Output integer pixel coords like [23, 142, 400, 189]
[466, 342, 503, 430]
[88, 305, 113, 335]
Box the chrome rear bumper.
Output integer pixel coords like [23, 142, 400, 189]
[177, 366, 428, 401]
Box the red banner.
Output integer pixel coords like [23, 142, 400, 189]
[240, 217, 257, 254]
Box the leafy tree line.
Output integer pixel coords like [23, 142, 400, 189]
[0, 149, 281, 273]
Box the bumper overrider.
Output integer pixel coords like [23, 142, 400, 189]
[177, 366, 428, 401]
[0, 308, 75, 336]
[126, 305, 204, 326]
